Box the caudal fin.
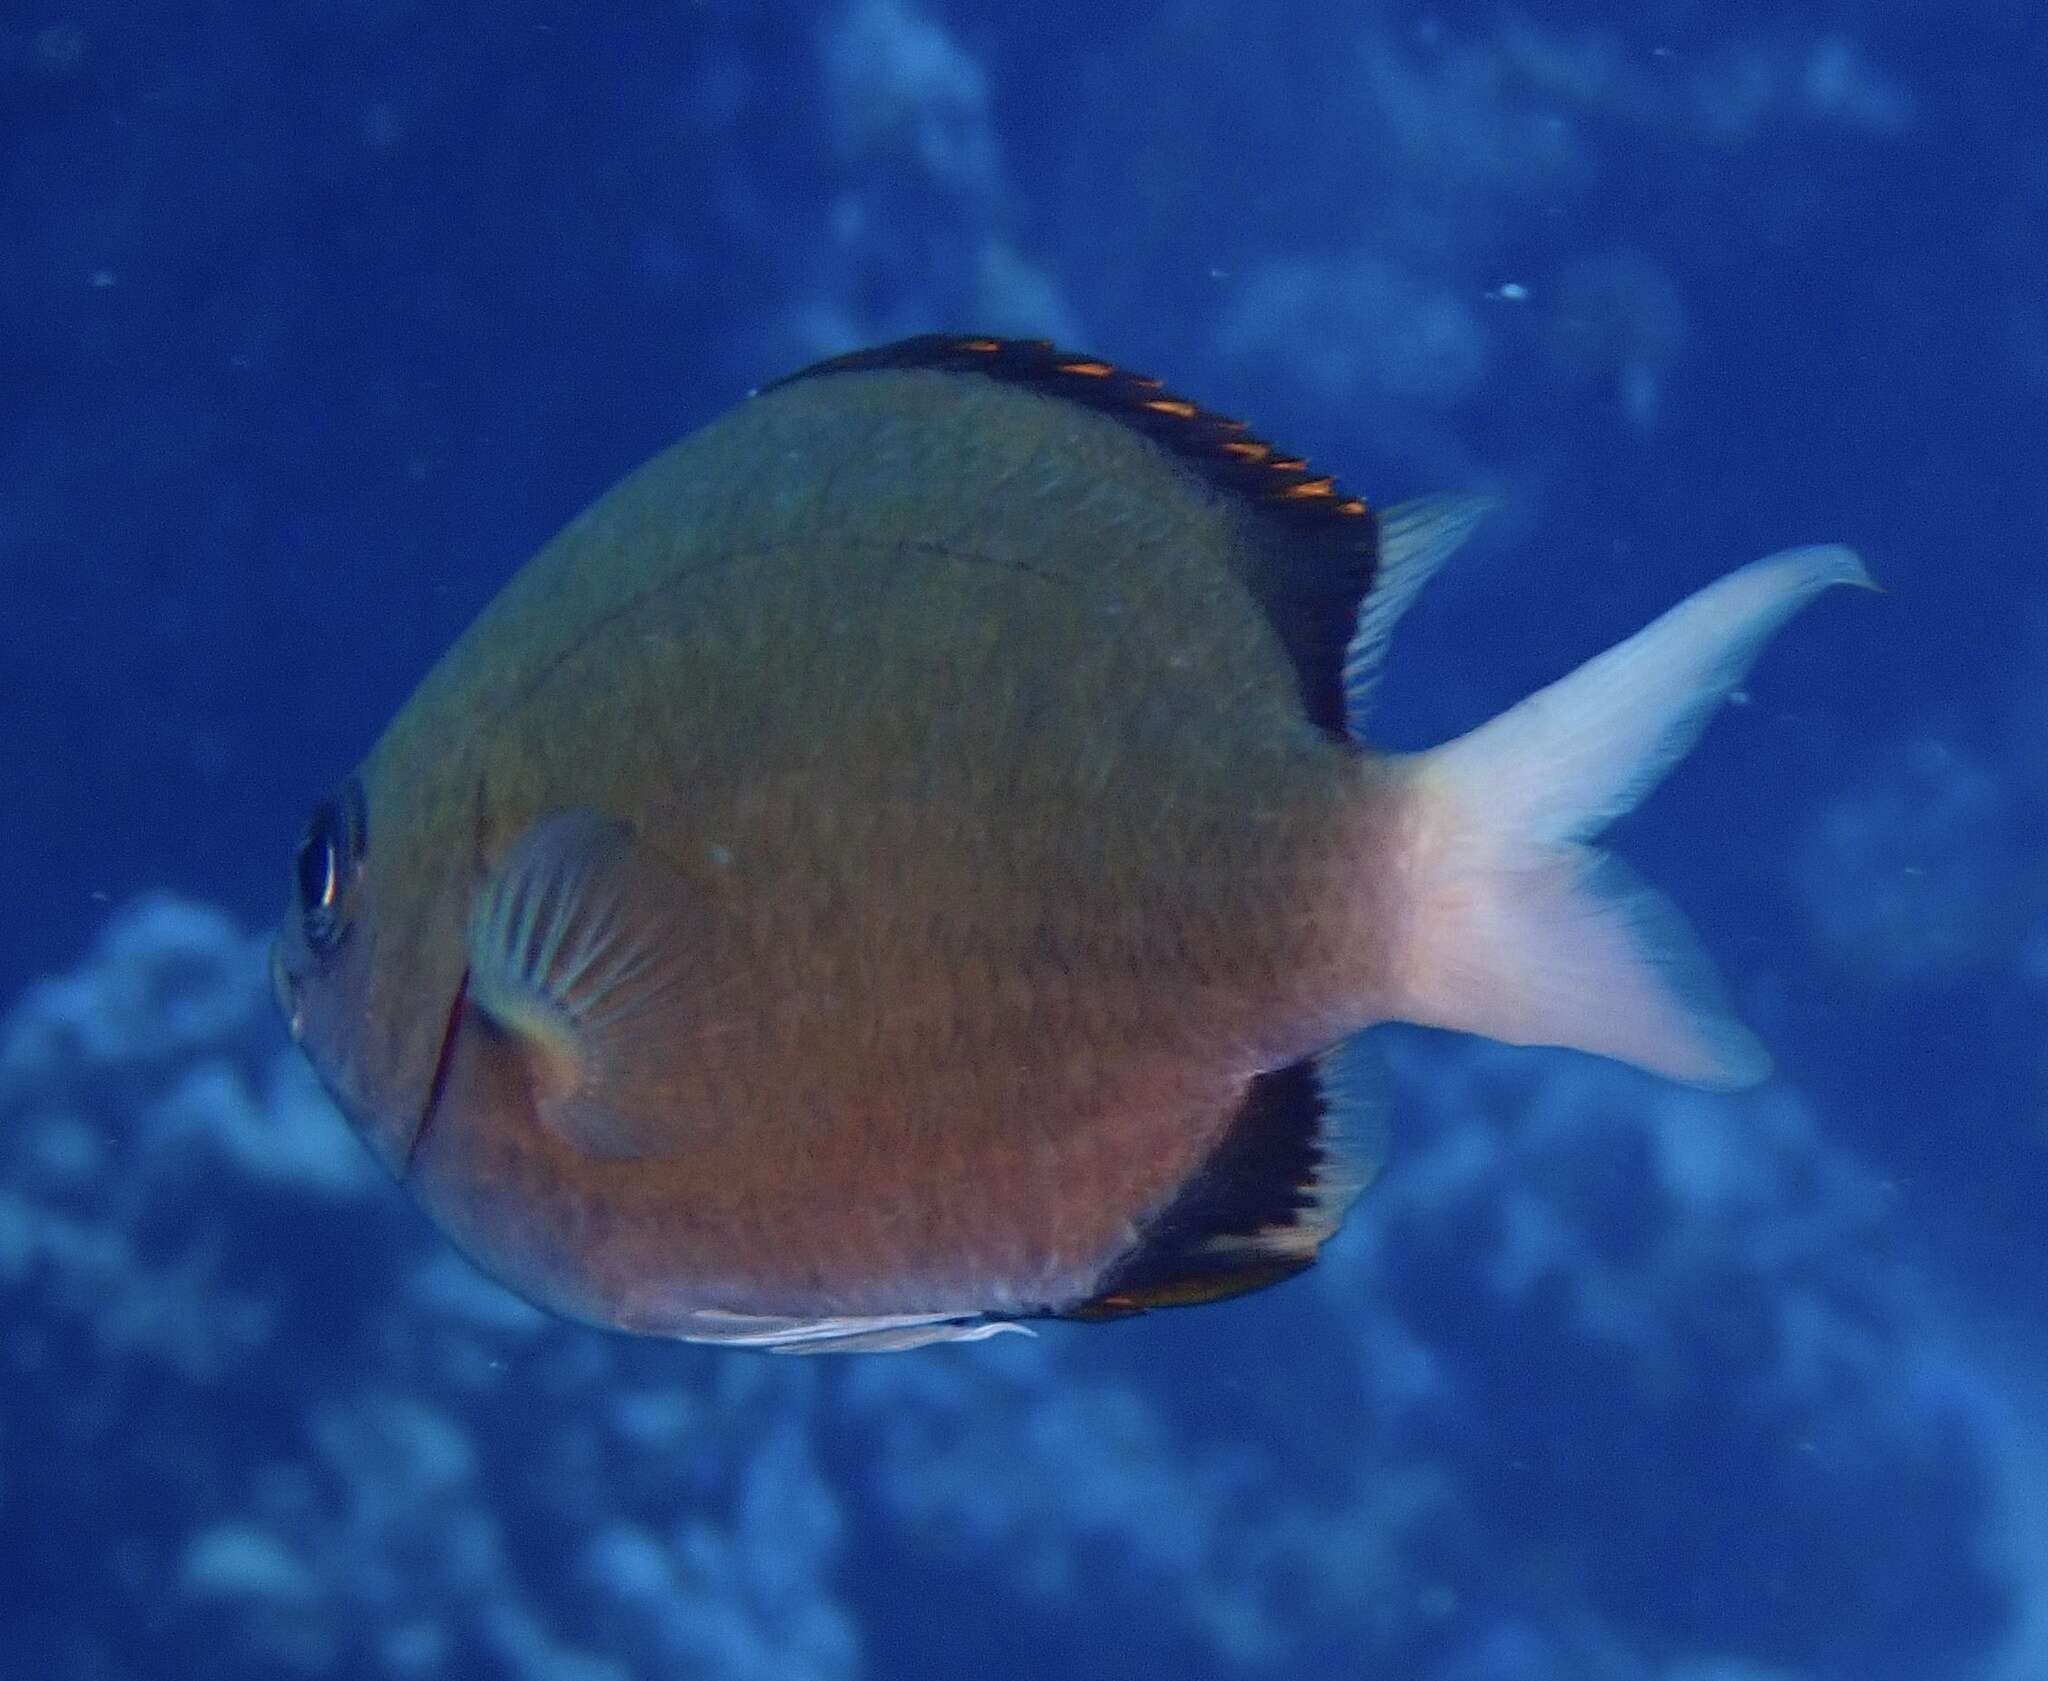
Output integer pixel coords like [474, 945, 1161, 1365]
[1379, 545, 1872, 1089]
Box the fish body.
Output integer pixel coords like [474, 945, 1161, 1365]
[275, 336, 1866, 1351]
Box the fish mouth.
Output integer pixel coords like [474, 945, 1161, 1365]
[405, 966, 471, 1176]
[270, 936, 304, 1042]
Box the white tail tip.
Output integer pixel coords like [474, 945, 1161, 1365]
[1377, 545, 1870, 1087]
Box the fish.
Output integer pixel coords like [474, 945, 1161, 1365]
[272, 334, 1870, 1354]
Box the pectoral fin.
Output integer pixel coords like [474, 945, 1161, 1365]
[466, 808, 694, 1160]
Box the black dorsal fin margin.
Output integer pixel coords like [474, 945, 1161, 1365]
[770, 335, 1375, 527]
[769, 335, 1382, 741]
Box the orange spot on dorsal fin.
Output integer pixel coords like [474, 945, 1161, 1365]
[768, 333, 1377, 539]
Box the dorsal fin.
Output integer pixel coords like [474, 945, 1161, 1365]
[771, 335, 1376, 527]
[770, 334, 1382, 738]
[1058, 1035, 1387, 1322]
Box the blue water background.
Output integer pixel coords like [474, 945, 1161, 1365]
[4, 4, 2043, 1677]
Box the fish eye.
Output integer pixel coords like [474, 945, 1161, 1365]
[295, 779, 366, 957]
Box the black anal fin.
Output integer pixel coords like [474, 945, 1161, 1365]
[1060, 1035, 1387, 1322]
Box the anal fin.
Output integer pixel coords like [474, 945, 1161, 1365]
[1063, 1035, 1386, 1321]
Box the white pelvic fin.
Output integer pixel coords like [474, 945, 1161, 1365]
[674, 1309, 1032, 1355]
[1343, 493, 1496, 732]
[1381, 545, 1873, 1088]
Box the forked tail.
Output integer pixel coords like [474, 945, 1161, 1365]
[1378, 545, 1872, 1088]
